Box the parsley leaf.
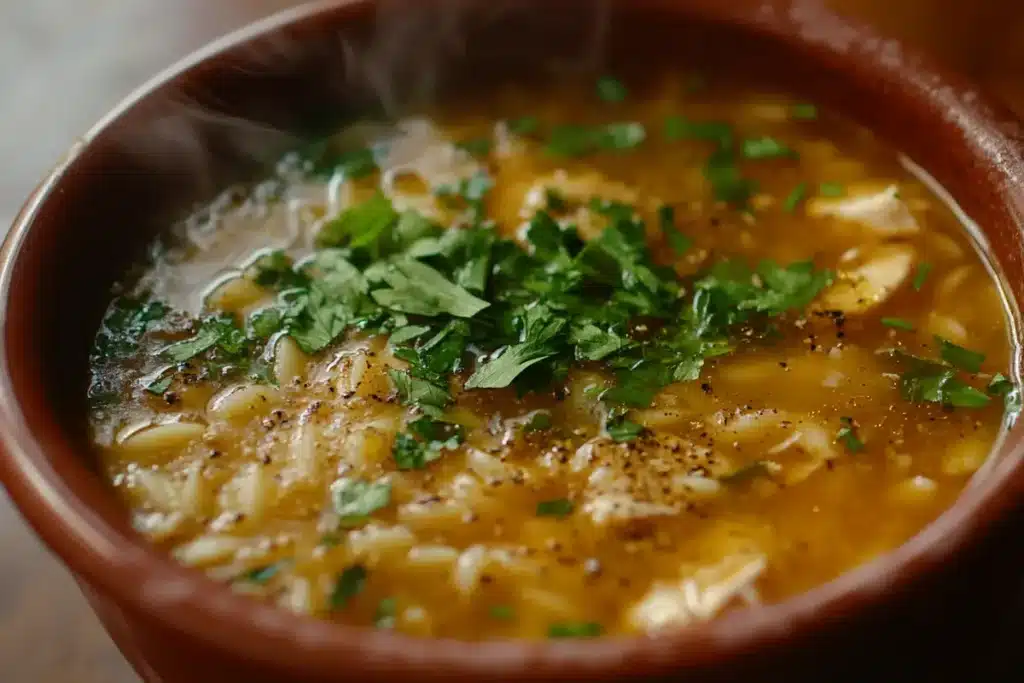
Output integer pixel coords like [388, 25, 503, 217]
[392, 417, 463, 470]
[545, 123, 645, 156]
[281, 284, 351, 354]
[161, 314, 248, 362]
[891, 351, 991, 408]
[596, 76, 628, 102]
[330, 478, 392, 527]
[374, 598, 398, 629]
[704, 147, 757, 207]
[836, 416, 864, 453]
[570, 323, 629, 361]
[92, 297, 169, 361]
[145, 375, 173, 396]
[664, 116, 732, 145]
[912, 262, 933, 291]
[936, 336, 985, 373]
[370, 257, 490, 318]
[782, 183, 808, 213]
[466, 305, 566, 389]
[988, 373, 1022, 420]
[507, 116, 539, 135]
[882, 317, 915, 331]
[601, 122, 646, 150]
[330, 565, 367, 610]
[316, 192, 399, 256]
[819, 182, 845, 197]
[237, 562, 284, 585]
[658, 205, 692, 256]
[489, 605, 515, 620]
[607, 418, 645, 442]
[536, 498, 574, 517]
[741, 136, 796, 160]
[791, 103, 818, 120]
[457, 137, 492, 157]
[548, 622, 603, 638]
[388, 368, 450, 417]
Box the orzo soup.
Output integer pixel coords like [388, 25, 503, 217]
[89, 75, 1020, 640]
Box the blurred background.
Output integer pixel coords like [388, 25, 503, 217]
[1, 1, 1022, 681]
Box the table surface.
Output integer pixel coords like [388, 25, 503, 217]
[1, 2, 1023, 681]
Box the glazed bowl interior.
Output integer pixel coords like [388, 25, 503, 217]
[2, 0, 1023, 679]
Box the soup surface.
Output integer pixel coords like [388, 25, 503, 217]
[89, 75, 1019, 640]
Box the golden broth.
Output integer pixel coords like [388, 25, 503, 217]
[88, 76, 1017, 640]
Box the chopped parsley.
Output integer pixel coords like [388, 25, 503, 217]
[782, 183, 808, 213]
[145, 375, 173, 396]
[912, 262, 933, 291]
[330, 478, 392, 527]
[791, 103, 819, 120]
[936, 336, 985, 373]
[596, 76, 628, 103]
[881, 317, 915, 331]
[658, 205, 692, 256]
[818, 182, 845, 197]
[237, 562, 284, 585]
[392, 418, 464, 470]
[489, 605, 515, 621]
[161, 314, 247, 363]
[522, 411, 553, 433]
[507, 116, 539, 135]
[330, 565, 367, 610]
[607, 418, 645, 442]
[374, 597, 398, 629]
[888, 349, 991, 409]
[663, 116, 732, 145]
[536, 498, 574, 518]
[546, 122, 646, 156]
[548, 622, 603, 638]
[457, 137, 492, 157]
[987, 373, 1022, 420]
[836, 416, 864, 453]
[741, 136, 796, 160]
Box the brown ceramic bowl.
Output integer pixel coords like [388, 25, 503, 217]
[1, 1, 1022, 681]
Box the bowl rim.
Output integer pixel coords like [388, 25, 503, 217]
[1, 0, 1023, 678]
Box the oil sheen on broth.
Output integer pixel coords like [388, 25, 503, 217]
[88, 75, 1019, 640]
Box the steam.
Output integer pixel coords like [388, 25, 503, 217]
[108, 0, 613, 212]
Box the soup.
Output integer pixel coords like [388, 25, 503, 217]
[88, 75, 1019, 640]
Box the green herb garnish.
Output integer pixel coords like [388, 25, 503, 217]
[818, 182, 845, 197]
[780, 183, 807, 213]
[791, 103, 819, 120]
[836, 416, 864, 453]
[489, 605, 515, 621]
[741, 136, 796, 160]
[507, 116, 539, 135]
[330, 478, 392, 527]
[237, 562, 284, 585]
[596, 76, 628, 103]
[330, 565, 367, 610]
[936, 336, 985, 373]
[536, 498, 574, 518]
[393, 418, 464, 470]
[658, 205, 692, 256]
[374, 598, 398, 629]
[607, 418, 645, 442]
[548, 622, 603, 638]
[912, 262, 933, 291]
[889, 349, 991, 409]
[987, 373, 1022, 420]
[881, 317, 915, 331]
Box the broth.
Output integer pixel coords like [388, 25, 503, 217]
[88, 75, 1018, 640]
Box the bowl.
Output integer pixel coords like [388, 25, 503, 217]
[1, 1, 1022, 681]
